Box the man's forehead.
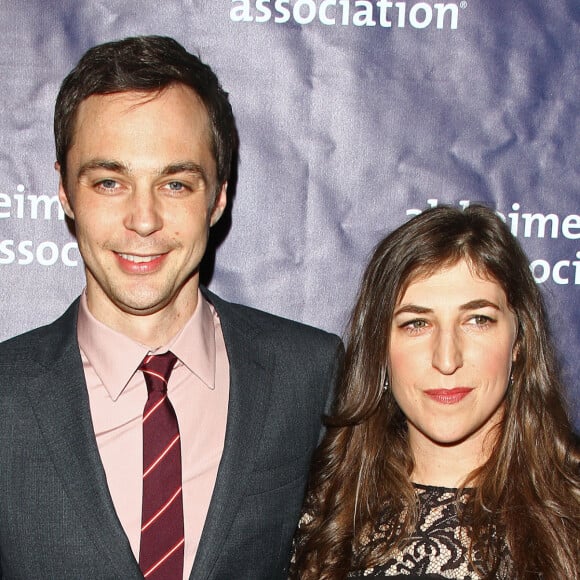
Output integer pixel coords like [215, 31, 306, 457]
[76, 85, 206, 116]
[69, 85, 213, 153]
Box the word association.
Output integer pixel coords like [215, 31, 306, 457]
[230, 0, 461, 29]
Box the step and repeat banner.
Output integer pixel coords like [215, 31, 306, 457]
[0, 0, 578, 426]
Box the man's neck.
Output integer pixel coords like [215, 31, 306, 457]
[85, 286, 200, 348]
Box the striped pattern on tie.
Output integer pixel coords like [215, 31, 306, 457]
[139, 352, 184, 579]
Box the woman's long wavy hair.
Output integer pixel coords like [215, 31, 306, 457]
[292, 205, 580, 579]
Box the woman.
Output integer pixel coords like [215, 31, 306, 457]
[292, 205, 579, 579]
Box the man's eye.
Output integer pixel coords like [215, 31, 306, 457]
[167, 181, 185, 191]
[97, 179, 118, 190]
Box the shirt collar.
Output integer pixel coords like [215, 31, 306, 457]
[77, 289, 217, 401]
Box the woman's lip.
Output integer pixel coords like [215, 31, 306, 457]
[424, 387, 473, 405]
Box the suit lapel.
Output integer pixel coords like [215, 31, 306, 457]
[190, 292, 276, 580]
[23, 302, 142, 578]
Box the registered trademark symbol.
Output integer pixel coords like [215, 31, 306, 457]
[460, 1, 467, 7]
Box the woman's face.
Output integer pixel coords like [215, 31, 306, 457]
[388, 259, 518, 451]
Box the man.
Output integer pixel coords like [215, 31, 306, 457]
[0, 36, 341, 579]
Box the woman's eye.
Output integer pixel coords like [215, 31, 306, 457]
[469, 315, 493, 326]
[401, 319, 428, 333]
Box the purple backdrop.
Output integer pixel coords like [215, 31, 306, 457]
[0, 0, 578, 427]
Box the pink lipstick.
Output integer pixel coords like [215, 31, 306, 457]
[424, 388, 473, 405]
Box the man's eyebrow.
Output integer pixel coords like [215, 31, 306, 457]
[159, 162, 207, 182]
[76, 160, 209, 183]
[77, 159, 128, 178]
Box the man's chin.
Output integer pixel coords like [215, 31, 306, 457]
[113, 297, 175, 317]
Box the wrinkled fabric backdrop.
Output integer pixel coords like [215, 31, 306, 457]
[0, 0, 578, 427]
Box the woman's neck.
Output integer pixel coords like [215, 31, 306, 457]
[409, 424, 498, 488]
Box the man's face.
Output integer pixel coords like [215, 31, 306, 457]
[58, 85, 226, 332]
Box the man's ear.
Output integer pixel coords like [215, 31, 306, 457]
[55, 162, 75, 219]
[210, 181, 228, 227]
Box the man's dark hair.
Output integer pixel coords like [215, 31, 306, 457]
[55, 35, 236, 186]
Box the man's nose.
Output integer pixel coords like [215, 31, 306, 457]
[123, 187, 163, 237]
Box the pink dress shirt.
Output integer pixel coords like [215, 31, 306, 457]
[77, 290, 229, 580]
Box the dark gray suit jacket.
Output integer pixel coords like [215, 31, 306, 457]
[0, 289, 342, 579]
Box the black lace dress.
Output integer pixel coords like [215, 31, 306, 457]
[348, 484, 511, 579]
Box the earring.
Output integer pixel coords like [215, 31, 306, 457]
[509, 373, 514, 386]
[382, 376, 389, 392]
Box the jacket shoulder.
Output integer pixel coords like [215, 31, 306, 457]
[204, 288, 342, 349]
[0, 300, 79, 373]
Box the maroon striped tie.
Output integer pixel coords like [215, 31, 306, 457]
[139, 352, 184, 579]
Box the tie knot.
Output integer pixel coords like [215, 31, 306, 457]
[139, 352, 178, 394]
